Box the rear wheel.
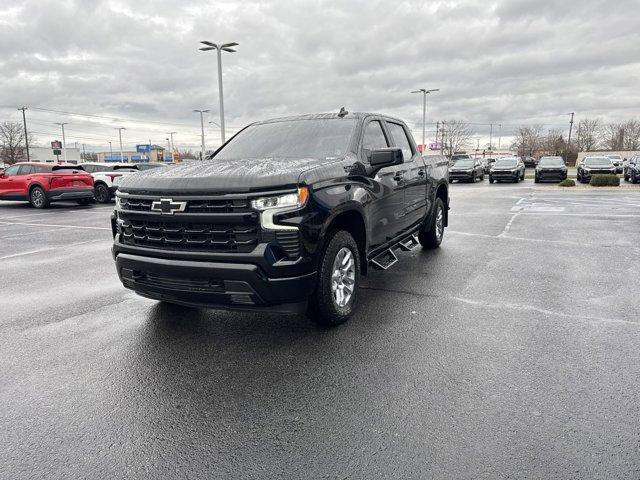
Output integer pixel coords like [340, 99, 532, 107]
[419, 197, 445, 249]
[29, 186, 49, 209]
[307, 230, 360, 327]
[94, 183, 111, 203]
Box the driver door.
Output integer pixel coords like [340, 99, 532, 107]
[360, 118, 405, 248]
[0, 165, 22, 198]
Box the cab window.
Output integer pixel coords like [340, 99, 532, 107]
[362, 120, 388, 155]
[387, 122, 414, 161]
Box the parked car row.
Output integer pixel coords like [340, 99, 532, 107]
[448, 157, 526, 183]
[0, 161, 167, 208]
[576, 157, 617, 183]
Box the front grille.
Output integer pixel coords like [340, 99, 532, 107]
[131, 270, 224, 293]
[276, 231, 301, 258]
[120, 196, 251, 214]
[119, 218, 258, 253]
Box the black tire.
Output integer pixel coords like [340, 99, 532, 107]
[489, 177, 494, 184]
[94, 183, 111, 203]
[307, 230, 360, 327]
[534, 175, 539, 183]
[632, 171, 637, 184]
[418, 197, 445, 249]
[471, 172, 476, 183]
[480, 173, 485, 181]
[514, 174, 520, 183]
[76, 198, 92, 206]
[29, 186, 49, 209]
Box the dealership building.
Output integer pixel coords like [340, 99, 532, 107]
[96, 144, 174, 163]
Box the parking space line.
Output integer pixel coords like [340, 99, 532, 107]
[0, 239, 110, 261]
[0, 221, 110, 231]
[0, 227, 67, 240]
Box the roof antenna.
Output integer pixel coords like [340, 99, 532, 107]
[337, 107, 348, 118]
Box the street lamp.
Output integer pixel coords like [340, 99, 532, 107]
[411, 88, 439, 153]
[55, 122, 68, 162]
[115, 127, 126, 162]
[166, 132, 176, 159]
[199, 40, 238, 144]
[194, 109, 210, 160]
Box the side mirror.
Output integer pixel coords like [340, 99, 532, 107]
[369, 147, 403, 168]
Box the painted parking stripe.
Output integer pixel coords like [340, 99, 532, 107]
[0, 221, 110, 231]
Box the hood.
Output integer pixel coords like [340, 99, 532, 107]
[118, 157, 347, 193]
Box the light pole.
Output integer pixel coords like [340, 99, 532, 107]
[498, 124, 502, 150]
[199, 41, 238, 144]
[165, 138, 171, 161]
[55, 123, 68, 162]
[108, 141, 113, 158]
[115, 127, 126, 162]
[194, 109, 210, 159]
[411, 88, 439, 152]
[566, 112, 575, 160]
[166, 132, 176, 159]
[18, 107, 30, 161]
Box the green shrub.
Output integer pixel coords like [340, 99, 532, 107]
[558, 179, 575, 187]
[589, 174, 620, 187]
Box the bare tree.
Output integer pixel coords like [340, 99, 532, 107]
[0, 121, 26, 164]
[511, 124, 543, 157]
[600, 123, 624, 151]
[622, 120, 640, 150]
[576, 118, 600, 151]
[543, 129, 566, 156]
[442, 120, 474, 158]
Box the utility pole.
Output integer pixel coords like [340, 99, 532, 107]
[441, 121, 446, 156]
[56, 123, 68, 162]
[167, 132, 176, 159]
[200, 41, 239, 144]
[410, 89, 439, 152]
[166, 138, 171, 161]
[194, 110, 210, 160]
[115, 127, 126, 162]
[108, 141, 113, 158]
[489, 124, 493, 152]
[82, 144, 86, 162]
[18, 107, 30, 161]
[566, 112, 575, 160]
[498, 124, 502, 150]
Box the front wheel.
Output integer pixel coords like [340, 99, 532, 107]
[94, 184, 111, 204]
[307, 230, 360, 327]
[632, 171, 638, 184]
[419, 197, 445, 249]
[489, 177, 494, 184]
[30, 186, 49, 209]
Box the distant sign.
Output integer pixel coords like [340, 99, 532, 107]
[53, 149, 61, 156]
[136, 144, 151, 153]
[429, 142, 443, 150]
[51, 140, 62, 149]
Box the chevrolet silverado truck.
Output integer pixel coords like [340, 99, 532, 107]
[111, 111, 449, 326]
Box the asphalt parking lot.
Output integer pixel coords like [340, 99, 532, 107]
[1, 181, 639, 479]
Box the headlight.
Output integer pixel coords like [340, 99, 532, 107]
[252, 187, 309, 231]
[115, 195, 121, 210]
[251, 187, 309, 211]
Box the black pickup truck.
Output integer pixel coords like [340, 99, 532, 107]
[111, 111, 449, 325]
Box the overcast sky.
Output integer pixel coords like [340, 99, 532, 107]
[1, 0, 638, 152]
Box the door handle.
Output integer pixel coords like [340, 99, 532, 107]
[393, 171, 404, 181]
[417, 169, 425, 176]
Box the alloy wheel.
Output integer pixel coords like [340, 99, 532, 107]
[331, 247, 355, 308]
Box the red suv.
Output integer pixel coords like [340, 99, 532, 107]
[0, 162, 95, 208]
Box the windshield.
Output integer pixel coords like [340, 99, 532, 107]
[452, 159, 474, 168]
[451, 155, 469, 160]
[607, 155, 621, 160]
[539, 157, 565, 167]
[584, 157, 613, 167]
[494, 158, 518, 167]
[213, 118, 356, 160]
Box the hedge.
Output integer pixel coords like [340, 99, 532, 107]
[558, 179, 575, 187]
[589, 174, 620, 187]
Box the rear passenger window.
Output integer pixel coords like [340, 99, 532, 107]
[33, 165, 49, 173]
[18, 165, 35, 175]
[387, 123, 414, 161]
[362, 121, 388, 154]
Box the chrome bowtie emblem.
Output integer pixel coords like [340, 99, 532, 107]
[151, 198, 187, 215]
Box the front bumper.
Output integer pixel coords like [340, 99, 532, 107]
[47, 188, 95, 201]
[536, 170, 567, 181]
[115, 251, 316, 313]
[449, 171, 474, 181]
[490, 171, 519, 180]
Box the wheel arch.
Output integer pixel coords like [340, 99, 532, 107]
[319, 205, 368, 276]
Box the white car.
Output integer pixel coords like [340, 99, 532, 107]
[606, 154, 624, 173]
[80, 162, 140, 203]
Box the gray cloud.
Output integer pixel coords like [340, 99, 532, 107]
[0, 0, 638, 151]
